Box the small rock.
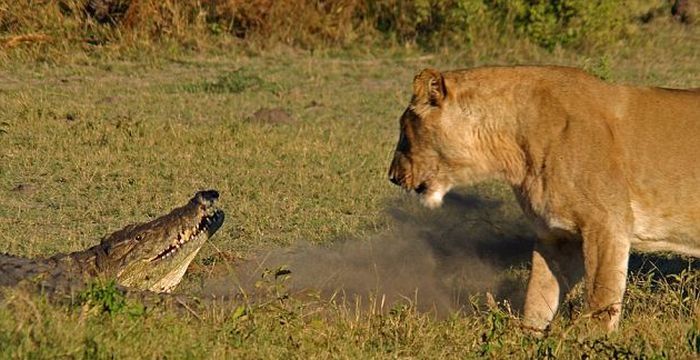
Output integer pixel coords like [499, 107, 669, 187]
[306, 100, 323, 108]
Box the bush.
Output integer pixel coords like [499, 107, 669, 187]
[0, 0, 672, 52]
[509, 0, 629, 50]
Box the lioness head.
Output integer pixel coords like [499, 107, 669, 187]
[388, 68, 520, 208]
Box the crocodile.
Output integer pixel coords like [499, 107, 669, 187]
[0, 190, 224, 295]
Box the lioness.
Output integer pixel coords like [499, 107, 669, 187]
[388, 66, 700, 332]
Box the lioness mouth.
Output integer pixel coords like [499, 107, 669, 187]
[150, 210, 224, 262]
[415, 182, 429, 194]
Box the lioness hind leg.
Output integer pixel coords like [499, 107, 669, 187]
[581, 226, 630, 332]
[523, 239, 584, 331]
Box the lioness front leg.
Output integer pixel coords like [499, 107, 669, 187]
[523, 238, 583, 332]
[581, 225, 630, 332]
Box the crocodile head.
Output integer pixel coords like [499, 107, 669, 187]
[95, 190, 224, 293]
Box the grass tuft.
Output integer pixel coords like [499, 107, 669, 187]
[180, 69, 265, 94]
[78, 280, 144, 317]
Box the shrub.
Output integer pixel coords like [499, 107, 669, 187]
[0, 0, 672, 52]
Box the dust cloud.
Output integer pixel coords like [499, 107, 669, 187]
[203, 190, 537, 315]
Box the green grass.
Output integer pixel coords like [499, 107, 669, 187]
[0, 18, 699, 358]
[177, 69, 266, 94]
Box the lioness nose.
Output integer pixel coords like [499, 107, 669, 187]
[388, 161, 401, 186]
[389, 172, 400, 185]
[388, 153, 406, 186]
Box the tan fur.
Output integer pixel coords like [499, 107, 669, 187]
[388, 66, 700, 332]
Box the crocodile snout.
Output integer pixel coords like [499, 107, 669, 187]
[195, 190, 219, 206]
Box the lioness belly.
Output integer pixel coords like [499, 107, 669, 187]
[630, 239, 700, 257]
[630, 200, 700, 257]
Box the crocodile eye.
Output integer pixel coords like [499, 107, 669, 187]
[135, 234, 143, 241]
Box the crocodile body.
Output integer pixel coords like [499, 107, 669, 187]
[0, 190, 224, 295]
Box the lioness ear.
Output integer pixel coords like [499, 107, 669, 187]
[413, 68, 446, 106]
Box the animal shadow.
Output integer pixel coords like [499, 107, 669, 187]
[390, 188, 699, 313]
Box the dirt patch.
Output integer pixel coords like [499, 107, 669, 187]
[10, 184, 36, 195]
[203, 190, 535, 316]
[247, 108, 296, 125]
